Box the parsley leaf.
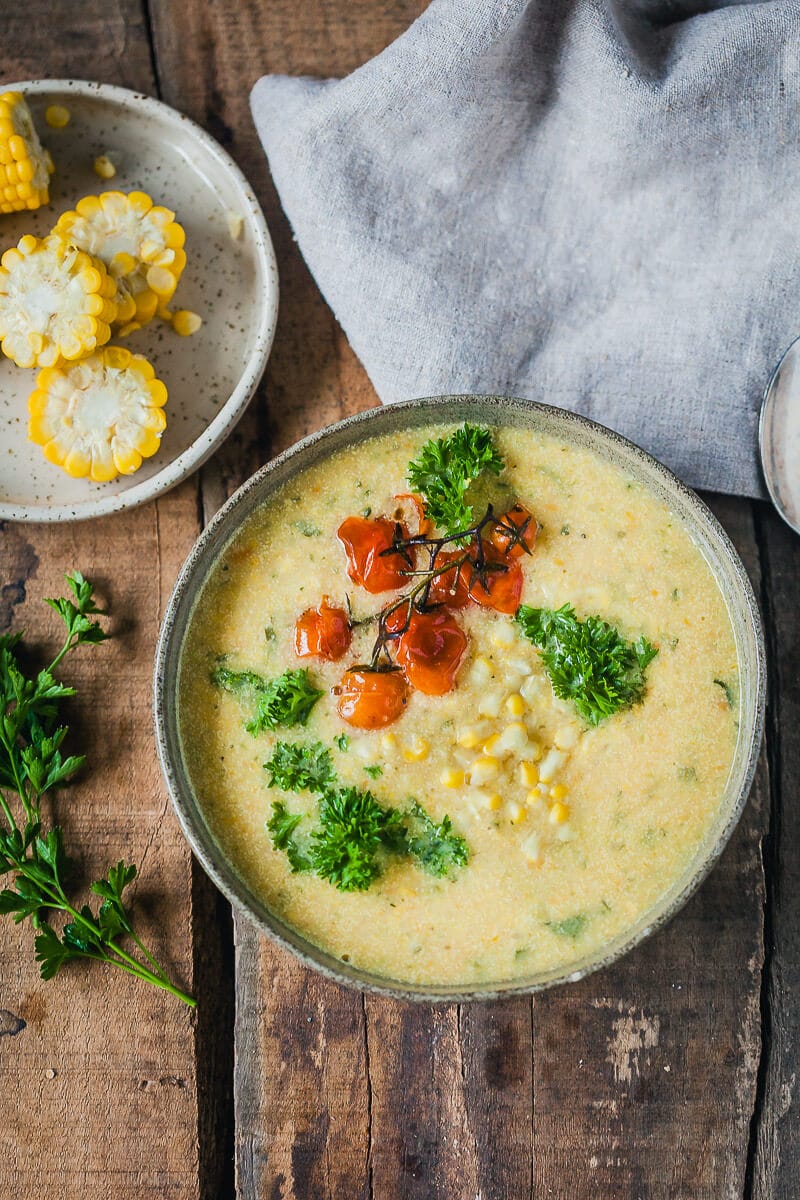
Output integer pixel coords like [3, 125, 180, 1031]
[310, 787, 405, 891]
[263, 741, 468, 891]
[0, 574, 194, 1006]
[265, 740, 337, 794]
[212, 665, 323, 734]
[406, 802, 469, 877]
[547, 913, 589, 940]
[516, 603, 658, 725]
[407, 423, 504, 536]
[266, 802, 311, 873]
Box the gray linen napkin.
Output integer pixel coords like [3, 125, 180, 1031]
[251, 0, 800, 498]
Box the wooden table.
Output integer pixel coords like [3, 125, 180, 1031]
[1, 4, 797, 1197]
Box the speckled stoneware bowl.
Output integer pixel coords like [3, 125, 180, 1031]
[155, 396, 766, 1002]
[0, 80, 278, 522]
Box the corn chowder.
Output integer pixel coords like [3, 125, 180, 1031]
[178, 423, 740, 987]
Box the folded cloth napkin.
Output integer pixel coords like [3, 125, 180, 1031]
[251, 0, 800, 498]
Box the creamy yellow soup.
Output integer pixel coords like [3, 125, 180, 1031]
[178, 425, 740, 987]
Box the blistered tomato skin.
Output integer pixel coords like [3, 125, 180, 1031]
[337, 516, 411, 593]
[427, 550, 471, 610]
[294, 600, 352, 662]
[490, 504, 538, 559]
[467, 550, 524, 615]
[393, 609, 468, 695]
[335, 668, 409, 729]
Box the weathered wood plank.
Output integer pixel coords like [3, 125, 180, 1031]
[0, 5, 208, 1198]
[0, 483, 202, 1199]
[749, 500, 800, 1200]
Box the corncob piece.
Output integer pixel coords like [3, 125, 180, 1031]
[0, 92, 53, 214]
[28, 346, 168, 482]
[0, 234, 118, 368]
[53, 191, 186, 328]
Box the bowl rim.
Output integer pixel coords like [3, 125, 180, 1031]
[0, 78, 279, 523]
[154, 394, 767, 1002]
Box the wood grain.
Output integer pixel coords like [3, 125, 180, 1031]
[0, 484, 202, 1199]
[0, 4, 205, 1198]
[748, 502, 800, 1200]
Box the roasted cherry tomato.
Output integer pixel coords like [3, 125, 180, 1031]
[467, 549, 524, 615]
[334, 667, 409, 729]
[392, 609, 468, 696]
[337, 516, 411, 593]
[490, 503, 538, 560]
[427, 550, 471, 609]
[294, 599, 352, 661]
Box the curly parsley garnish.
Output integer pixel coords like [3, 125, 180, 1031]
[0, 573, 193, 1006]
[407, 423, 505, 536]
[212, 665, 323, 734]
[263, 740, 469, 891]
[405, 802, 468, 877]
[516, 603, 658, 725]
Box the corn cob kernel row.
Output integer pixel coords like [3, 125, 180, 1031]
[0, 234, 118, 368]
[28, 346, 168, 482]
[0, 92, 54, 214]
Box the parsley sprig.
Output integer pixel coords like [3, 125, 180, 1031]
[264, 740, 468, 890]
[516, 603, 658, 725]
[0, 573, 194, 1006]
[407, 423, 505, 537]
[212, 665, 323, 734]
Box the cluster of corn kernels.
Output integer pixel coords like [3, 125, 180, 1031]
[453, 626, 579, 861]
[348, 620, 582, 867]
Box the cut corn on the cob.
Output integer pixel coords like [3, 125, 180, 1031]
[28, 346, 167, 481]
[53, 191, 186, 326]
[0, 234, 117, 367]
[0, 92, 53, 214]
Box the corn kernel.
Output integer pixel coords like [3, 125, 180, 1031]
[554, 726, 578, 751]
[477, 691, 503, 718]
[93, 155, 117, 179]
[172, 309, 202, 337]
[45, 104, 70, 128]
[403, 737, 429, 762]
[440, 768, 464, 789]
[496, 722, 529, 754]
[508, 655, 534, 676]
[508, 802, 527, 824]
[520, 675, 541, 703]
[491, 621, 516, 647]
[526, 740, 543, 763]
[488, 793, 504, 811]
[522, 832, 542, 864]
[380, 732, 397, 752]
[549, 800, 570, 825]
[538, 748, 566, 783]
[470, 655, 494, 684]
[458, 725, 485, 749]
[470, 756, 500, 786]
[550, 783, 569, 801]
[483, 732, 502, 756]
[505, 693, 525, 717]
[519, 761, 539, 788]
[526, 789, 543, 806]
[226, 210, 244, 240]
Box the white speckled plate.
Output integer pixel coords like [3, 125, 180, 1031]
[0, 80, 278, 522]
